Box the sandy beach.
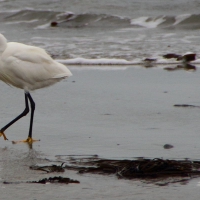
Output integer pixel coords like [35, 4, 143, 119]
[0, 66, 200, 199]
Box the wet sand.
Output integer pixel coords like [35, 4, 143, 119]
[0, 66, 200, 199]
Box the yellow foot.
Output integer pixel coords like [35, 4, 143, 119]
[12, 137, 40, 144]
[0, 131, 8, 141]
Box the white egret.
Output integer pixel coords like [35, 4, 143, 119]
[0, 33, 72, 143]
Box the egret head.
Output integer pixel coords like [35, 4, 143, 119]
[0, 33, 7, 54]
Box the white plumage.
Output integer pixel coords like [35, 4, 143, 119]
[0, 34, 72, 91]
[0, 33, 72, 143]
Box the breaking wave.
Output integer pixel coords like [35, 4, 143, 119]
[1, 9, 200, 29]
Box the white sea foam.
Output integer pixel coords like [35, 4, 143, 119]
[131, 16, 166, 28]
[173, 14, 191, 25]
[56, 56, 200, 67]
[56, 57, 175, 66]
[56, 11, 74, 18]
[70, 66, 128, 71]
[35, 23, 50, 29]
[56, 57, 140, 65]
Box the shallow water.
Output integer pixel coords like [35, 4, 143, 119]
[0, 67, 200, 199]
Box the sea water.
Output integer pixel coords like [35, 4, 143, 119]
[0, 0, 200, 65]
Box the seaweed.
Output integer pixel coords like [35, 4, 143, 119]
[29, 176, 80, 184]
[174, 104, 200, 108]
[3, 176, 80, 185]
[62, 157, 200, 179]
[30, 163, 65, 173]
[30, 156, 200, 185]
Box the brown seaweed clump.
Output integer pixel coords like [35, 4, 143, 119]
[30, 163, 65, 173]
[3, 176, 80, 185]
[29, 176, 80, 184]
[163, 53, 196, 62]
[63, 157, 200, 180]
[29, 156, 200, 185]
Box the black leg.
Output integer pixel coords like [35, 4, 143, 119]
[26, 92, 35, 139]
[0, 92, 29, 133]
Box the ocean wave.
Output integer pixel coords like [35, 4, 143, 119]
[131, 16, 166, 28]
[130, 14, 200, 29]
[1, 9, 200, 29]
[1, 9, 130, 28]
[3, 9, 59, 24]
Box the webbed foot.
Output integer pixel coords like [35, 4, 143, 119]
[0, 131, 8, 141]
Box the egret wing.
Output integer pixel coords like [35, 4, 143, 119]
[0, 42, 71, 90]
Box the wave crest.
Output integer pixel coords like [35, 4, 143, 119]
[1, 9, 200, 29]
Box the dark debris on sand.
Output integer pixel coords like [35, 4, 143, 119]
[29, 176, 80, 184]
[163, 144, 174, 149]
[174, 104, 200, 108]
[3, 176, 80, 185]
[59, 157, 200, 184]
[25, 156, 200, 185]
[163, 53, 196, 62]
[30, 163, 65, 173]
[33, 157, 200, 180]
